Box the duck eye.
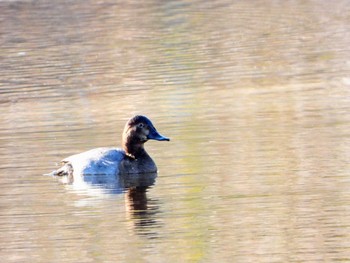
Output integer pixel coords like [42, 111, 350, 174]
[137, 123, 144, 129]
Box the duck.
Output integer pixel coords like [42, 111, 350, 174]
[52, 115, 170, 178]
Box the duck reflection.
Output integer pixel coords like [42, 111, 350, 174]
[59, 172, 157, 196]
[57, 173, 160, 239]
[56, 172, 162, 238]
[125, 186, 161, 239]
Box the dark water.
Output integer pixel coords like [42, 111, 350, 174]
[1, 0, 350, 262]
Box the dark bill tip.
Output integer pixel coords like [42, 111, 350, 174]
[148, 130, 170, 141]
[158, 136, 170, 141]
[151, 134, 170, 141]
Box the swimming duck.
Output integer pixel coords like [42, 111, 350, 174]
[52, 115, 169, 177]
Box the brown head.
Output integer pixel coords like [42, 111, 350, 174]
[122, 115, 169, 158]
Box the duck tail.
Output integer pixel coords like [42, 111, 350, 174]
[44, 163, 73, 177]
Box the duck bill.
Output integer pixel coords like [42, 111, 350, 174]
[148, 129, 170, 141]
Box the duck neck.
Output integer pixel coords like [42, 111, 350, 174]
[123, 140, 147, 159]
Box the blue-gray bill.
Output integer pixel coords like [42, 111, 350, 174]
[148, 129, 170, 141]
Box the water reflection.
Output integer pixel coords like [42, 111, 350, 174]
[57, 172, 161, 238]
[57, 172, 157, 197]
[125, 187, 161, 239]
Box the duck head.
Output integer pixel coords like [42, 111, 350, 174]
[122, 115, 169, 158]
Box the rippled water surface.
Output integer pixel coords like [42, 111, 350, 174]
[1, 0, 350, 262]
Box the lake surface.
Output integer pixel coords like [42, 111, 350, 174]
[1, 0, 350, 262]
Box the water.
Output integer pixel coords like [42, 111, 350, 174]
[1, 0, 350, 262]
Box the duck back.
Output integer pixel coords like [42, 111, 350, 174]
[63, 147, 125, 176]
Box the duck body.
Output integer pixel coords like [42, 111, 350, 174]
[52, 115, 169, 179]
